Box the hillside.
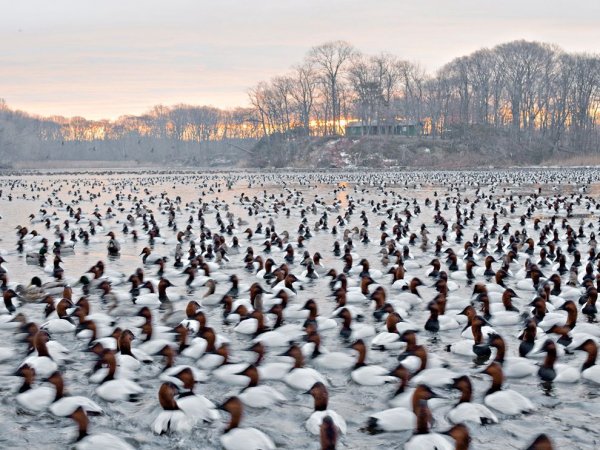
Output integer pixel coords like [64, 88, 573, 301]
[244, 130, 596, 169]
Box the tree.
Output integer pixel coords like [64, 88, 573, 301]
[289, 62, 318, 135]
[309, 41, 356, 135]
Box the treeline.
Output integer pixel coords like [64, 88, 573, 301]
[0, 100, 260, 163]
[250, 40, 600, 156]
[0, 39, 599, 164]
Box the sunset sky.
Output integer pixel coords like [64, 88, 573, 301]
[2, 0, 599, 120]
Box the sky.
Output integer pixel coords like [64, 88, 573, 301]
[1, 0, 599, 120]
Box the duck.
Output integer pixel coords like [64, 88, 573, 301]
[208, 348, 255, 386]
[305, 332, 356, 371]
[518, 318, 547, 358]
[195, 332, 233, 370]
[367, 384, 439, 432]
[573, 339, 600, 384]
[94, 350, 144, 402]
[234, 310, 272, 335]
[19, 330, 59, 379]
[397, 330, 433, 374]
[236, 364, 287, 408]
[140, 247, 167, 265]
[292, 299, 337, 330]
[70, 407, 134, 450]
[1, 288, 20, 315]
[305, 382, 347, 435]
[156, 344, 207, 385]
[405, 420, 471, 450]
[446, 315, 492, 359]
[350, 339, 397, 385]
[536, 339, 580, 383]
[555, 300, 600, 338]
[134, 278, 178, 307]
[164, 366, 219, 422]
[15, 276, 46, 302]
[447, 375, 498, 425]
[41, 298, 76, 333]
[449, 259, 478, 282]
[370, 311, 411, 350]
[219, 396, 275, 450]
[43, 370, 103, 416]
[15, 364, 55, 412]
[248, 341, 294, 381]
[281, 344, 327, 390]
[482, 362, 535, 415]
[336, 308, 375, 341]
[487, 333, 537, 378]
[151, 382, 194, 434]
[393, 277, 425, 307]
[478, 292, 521, 326]
[424, 300, 460, 332]
[116, 329, 153, 371]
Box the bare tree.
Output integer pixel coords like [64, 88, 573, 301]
[309, 41, 356, 135]
[289, 62, 318, 135]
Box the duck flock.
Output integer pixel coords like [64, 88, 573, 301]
[0, 168, 600, 449]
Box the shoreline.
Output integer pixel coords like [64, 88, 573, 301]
[5, 158, 600, 171]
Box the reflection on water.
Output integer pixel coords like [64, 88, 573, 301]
[336, 182, 349, 209]
[540, 380, 555, 397]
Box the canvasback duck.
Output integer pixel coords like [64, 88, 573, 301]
[19, 330, 58, 379]
[447, 375, 498, 425]
[70, 406, 134, 450]
[305, 382, 347, 435]
[282, 344, 327, 390]
[482, 362, 534, 415]
[236, 364, 286, 408]
[350, 339, 397, 385]
[367, 384, 438, 432]
[151, 382, 194, 434]
[573, 339, 600, 384]
[94, 350, 144, 402]
[219, 396, 275, 450]
[487, 334, 537, 378]
[536, 339, 580, 383]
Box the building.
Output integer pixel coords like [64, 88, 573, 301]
[344, 120, 422, 137]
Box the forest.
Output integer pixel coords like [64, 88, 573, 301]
[1, 39, 598, 167]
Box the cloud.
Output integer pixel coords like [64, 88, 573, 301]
[1, 0, 598, 118]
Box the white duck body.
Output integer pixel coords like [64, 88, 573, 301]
[447, 402, 498, 425]
[16, 385, 55, 411]
[404, 433, 454, 450]
[176, 394, 220, 422]
[151, 410, 194, 434]
[220, 427, 275, 450]
[484, 389, 534, 415]
[284, 367, 327, 391]
[95, 378, 143, 402]
[238, 385, 286, 408]
[351, 365, 397, 386]
[75, 433, 135, 450]
[20, 356, 58, 379]
[368, 407, 415, 431]
[582, 365, 600, 384]
[500, 357, 538, 378]
[49, 396, 104, 417]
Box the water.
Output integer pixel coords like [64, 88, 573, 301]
[0, 168, 599, 449]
